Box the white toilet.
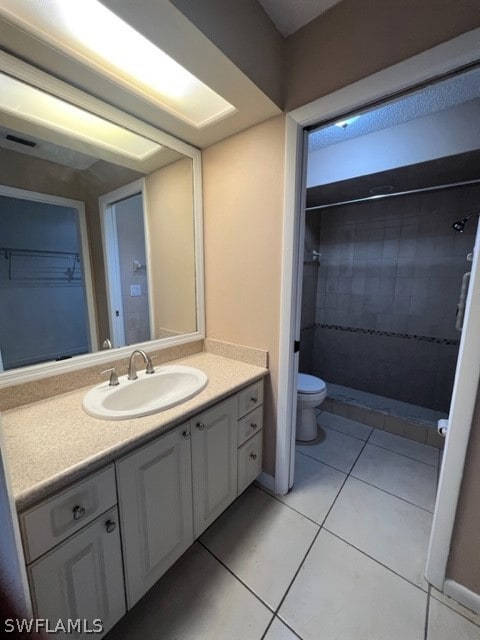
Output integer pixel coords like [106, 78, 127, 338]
[296, 373, 327, 442]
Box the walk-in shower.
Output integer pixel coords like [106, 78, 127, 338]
[300, 60, 480, 447]
[299, 183, 480, 445]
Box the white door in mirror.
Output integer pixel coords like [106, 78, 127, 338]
[82, 365, 208, 420]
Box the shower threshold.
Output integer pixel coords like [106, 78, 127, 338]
[323, 383, 447, 448]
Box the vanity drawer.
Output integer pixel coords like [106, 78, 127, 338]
[237, 430, 263, 495]
[237, 379, 264, 419]
[237, 406, 263, 447]
[20, 465, 117, 563]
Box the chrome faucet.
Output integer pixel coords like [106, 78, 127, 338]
[127, 349, 155, 380]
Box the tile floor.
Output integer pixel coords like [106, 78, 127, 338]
[106, 411, 480, 640]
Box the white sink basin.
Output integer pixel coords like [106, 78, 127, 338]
[83, 365, 208, 420]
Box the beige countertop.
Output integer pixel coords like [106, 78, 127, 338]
[1, 352, 268, 512]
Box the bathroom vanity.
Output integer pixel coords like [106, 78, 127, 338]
[2, 352, 267, 638]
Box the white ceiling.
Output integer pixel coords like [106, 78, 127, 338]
[309, 66, 480, 151]
[258, 0, 343, 37]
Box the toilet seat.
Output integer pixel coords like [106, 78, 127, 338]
[298, 373, 326, 394]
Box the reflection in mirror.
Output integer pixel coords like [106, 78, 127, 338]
[102, 185, 151, 348]
[0, 62, 200, 374]
[0, 188, 95, 370]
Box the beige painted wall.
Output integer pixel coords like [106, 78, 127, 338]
[145, 158, 196, 336]
[447, 385, 480, 594]
[285, 0, 480, 110]
[202, 115, 285, 475]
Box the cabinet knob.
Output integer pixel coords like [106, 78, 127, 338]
[196, 422, 205, 431]
[72, 505, 86, 521]
[250, 396, 258, 404]
[250, 452, 257, 460]
[105, 520, 116, 534]
[183, 430, 191, 440]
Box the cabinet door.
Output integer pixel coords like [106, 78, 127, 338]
[237, 430, 263, 495]
[117, 424, 193, 608]
[28, 507, 125, 639]
[191, 396, 237, 537]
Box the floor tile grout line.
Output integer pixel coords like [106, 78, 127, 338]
[322, 526, 429, 595]
[272, 435, 372, 620]
[259, 613, 276, 640]
[367, 441, 439, 469]
[429, 592, 480, 629]
[197, 540, 277, 615]
[259, 616, 275, 640]
[255, 483, 327, 528]
[260, 615, 303, 640]
[314, 422, 370, 444]
[316, 415, 373, 442]
[365, 425, 376, 444]
[349, 472, 435, 514]
[317, 424, 371, 442]
[295, 448, 356, 475]
[425, 585, 432, 640]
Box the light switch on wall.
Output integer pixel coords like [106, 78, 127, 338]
[130, 284, 141, 296]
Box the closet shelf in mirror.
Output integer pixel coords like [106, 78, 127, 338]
[1, 247, 82, 283]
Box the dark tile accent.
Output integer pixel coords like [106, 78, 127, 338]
[316, 323, 459, 346]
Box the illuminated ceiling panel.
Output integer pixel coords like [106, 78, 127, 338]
[0, 0, 236, 128]
[0, 73, 161, 160]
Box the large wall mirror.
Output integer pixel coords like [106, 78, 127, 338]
[0, 52, 204, 385]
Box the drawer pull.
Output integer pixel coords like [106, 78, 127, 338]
[196, 422, 205, 431]
[183, 430, 191, 440]
[250, 396, 258, 404]
[72, 505, 86, 521]
[250, 423, 258, 429]
[250, 452, 257, 460]
[105, 520, 116, 534]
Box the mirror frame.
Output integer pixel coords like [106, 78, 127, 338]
[0, 51, 204, 388]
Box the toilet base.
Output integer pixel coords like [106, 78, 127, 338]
[296, 405, 318, 442]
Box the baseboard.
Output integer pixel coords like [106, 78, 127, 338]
[443, 579, 480, 615]
[256, 471, 275, 493]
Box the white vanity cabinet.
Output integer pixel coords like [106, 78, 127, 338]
[116, 423, 194, 608]
[191, 396, 238, 537]
[236, 380, 264, 494]
[22, 467, 125, 639]
[19, 377, 265, 634]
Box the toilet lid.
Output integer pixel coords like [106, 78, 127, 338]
[298, 373, 326, 394]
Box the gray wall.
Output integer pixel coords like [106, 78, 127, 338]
[300, 184, 480, 411]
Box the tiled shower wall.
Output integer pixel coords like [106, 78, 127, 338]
[300, 184, 480, 412]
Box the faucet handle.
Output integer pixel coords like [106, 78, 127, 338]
[101, 367, 119, 386]
[146, 355, 156, 375]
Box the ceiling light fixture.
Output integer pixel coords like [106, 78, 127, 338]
[0, 72, 161, 161]
[0, 0, 236, 128]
